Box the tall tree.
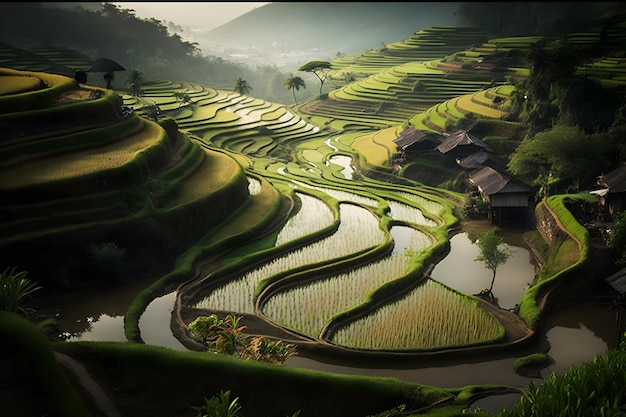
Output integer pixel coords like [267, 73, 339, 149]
[298, 61, 331, 95]
[233, 76, 252, 95]
[126, 68, 144, 96]
[283, 75, 306, 105]
[474, 228, 512, 296]
[508, 125, 613, 193]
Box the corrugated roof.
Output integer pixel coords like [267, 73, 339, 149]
[469, 165, 532, 195]
[436, 129, 488, 154]
[457, 150, 508, 171]
[393, 127, 440, 150]
[606, 267, 626, 295]
[599, 164, 626, 193]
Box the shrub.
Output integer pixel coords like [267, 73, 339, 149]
[0, 267, 41, 316]
[498, 349, 626, 417]
[87, 241, 127, 285]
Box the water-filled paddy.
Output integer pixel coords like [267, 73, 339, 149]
[56, 224, 617, 392]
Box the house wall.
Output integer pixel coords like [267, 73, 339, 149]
[490, 193, 530, 207]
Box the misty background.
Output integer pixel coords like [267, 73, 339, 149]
[1, 2, 621, 105]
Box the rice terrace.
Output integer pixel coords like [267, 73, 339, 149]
[1, 2, 626, 417]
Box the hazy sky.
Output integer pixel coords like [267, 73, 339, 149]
[115, 2, 269, 31]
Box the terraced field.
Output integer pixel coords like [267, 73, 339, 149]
[3, 19, 625, 357]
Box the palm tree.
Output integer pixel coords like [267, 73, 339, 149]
[233, 77, 252, 95]
[283, 75, 306, 105]
[126, 68, 144, 96]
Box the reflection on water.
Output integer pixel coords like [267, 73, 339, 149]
[64, 313, 125, 342]
[328, 155, 354, 179]
[285, 301, 616, 390]
[431, 232, 536, 310]
[139, 292, 186, 351]
[56, 225, 617, 399]
[540, 303, 617, 378]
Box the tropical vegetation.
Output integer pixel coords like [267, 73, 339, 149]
[1, 2, 626, 417]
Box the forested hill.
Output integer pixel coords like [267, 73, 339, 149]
[202, 2, 463, 54]
[199, 2, 625, 69]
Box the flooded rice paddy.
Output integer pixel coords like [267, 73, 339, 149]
[56, 224, 618, 394]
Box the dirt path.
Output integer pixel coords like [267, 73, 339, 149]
[54, 352, 122, 417]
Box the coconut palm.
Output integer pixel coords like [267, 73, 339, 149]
[233, 77, 252, 95]
[126, 68, 144, 96]
[283, 75, 306, 105]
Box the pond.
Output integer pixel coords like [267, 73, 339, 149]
[430, 231, 537, 310]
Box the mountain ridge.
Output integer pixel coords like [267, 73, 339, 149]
[197, 2, 464, 68]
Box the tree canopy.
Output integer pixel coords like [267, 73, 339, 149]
[508, 125, 614, 193]
[297, 61, 331, 95]
[474, 228, 512, 296]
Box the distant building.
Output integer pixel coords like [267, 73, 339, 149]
[469, 165, 533, 224]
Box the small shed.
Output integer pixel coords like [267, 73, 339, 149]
[593, 164, 626, 219]
[456, 149, 508, 172]
[436, 129, 489, 160]
[604, 267, 626, 347]
[469, 165, 533, 224]
[393, 127, 440, 155]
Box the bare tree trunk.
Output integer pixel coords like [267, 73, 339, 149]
[488, 270, 497, 293]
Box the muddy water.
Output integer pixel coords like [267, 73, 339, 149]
[55, 223, 618, 396]
[430, 231, 536, 310]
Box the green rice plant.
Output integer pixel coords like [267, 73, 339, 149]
[386, 199, 438, 227]
[262, 226, 433, 338]
[6, 119, 165, 187]
[274, 192, 334, 247]
[194, 203, 386, 313]
[292, 180, 380, 207]
[331, 279, 504, 350]
[388, 191, 444, 215]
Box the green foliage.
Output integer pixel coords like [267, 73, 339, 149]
[241, 336, 297, 364]
[513, 352, 550, 375]
[193, 390, 243, 417]
[187, 314, 297, 363]
[297, 60, 331, 95]
[497, 349, 626, 417]
[508, 125, 613, 192]
[283, 74, 306, 105]
[609, 211, 626, 265]
[474, 228, 512, 294]
[87, 241, 127, 285]
[0, 267, 41, 316]
[233, 77, 252, 95]
[126, 68, 144, 96]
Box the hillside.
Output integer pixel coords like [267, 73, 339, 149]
[200, 2, 463, 68]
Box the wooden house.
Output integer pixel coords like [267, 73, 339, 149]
[436, 129, 489, 160]
[469, 165, 533, 224]
[393, 127, 440, 155]
[456, 149, 508, 172]
[591, 164, 626, 219]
